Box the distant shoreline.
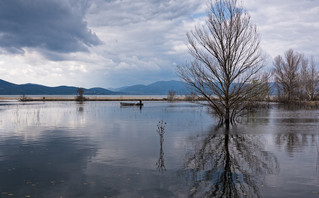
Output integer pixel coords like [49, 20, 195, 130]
[1, 96, 319, 109]
[0, 95, 197, 102]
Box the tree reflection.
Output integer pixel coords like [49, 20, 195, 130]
[274, 133, 315, 156]
[76, 101, 84, 112]
[314, 140, 319, 171]
[184, 127, 279, 198]
[156, 120, 166, 173]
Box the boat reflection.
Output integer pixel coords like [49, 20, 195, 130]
[183, 127, 279, 198]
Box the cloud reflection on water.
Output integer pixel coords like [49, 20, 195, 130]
[0, 102, 319, 197]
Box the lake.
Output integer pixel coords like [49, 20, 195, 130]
[0, 101, 318, 197]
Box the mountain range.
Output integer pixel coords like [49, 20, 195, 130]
[0, 79, 190, 95]
[110, 80, 190, 95]
[0, 79, 277, 96]
[0, 79, 117, 95]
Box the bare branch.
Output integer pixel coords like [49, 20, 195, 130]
[177, 0, 265, 125]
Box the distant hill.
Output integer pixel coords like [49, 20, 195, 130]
[113, 80, 191, 95]
[0, 79, 118, 95]
[113, 80, 278, 95]
[0, 79, 277, 96]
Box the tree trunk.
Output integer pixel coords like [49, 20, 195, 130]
[225, 107, 230, 129]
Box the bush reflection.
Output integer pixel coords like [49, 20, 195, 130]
[156, 120, 166, 173]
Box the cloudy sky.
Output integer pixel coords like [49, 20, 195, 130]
[0, 0, 318, 88]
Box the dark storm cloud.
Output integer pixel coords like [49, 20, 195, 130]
[0, 0, 101, 55]
[88, 0, 204, 27]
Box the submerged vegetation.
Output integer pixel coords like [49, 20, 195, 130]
[273, 49, 319, 103]
[75, 87, 87, 101]
[178, 0, 268, 126]
[167, 90, 176, 102]
[177, 0, 318, 126]
[19, 94, 30, 102]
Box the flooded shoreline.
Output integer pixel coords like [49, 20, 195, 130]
[0, 101, 319, 197]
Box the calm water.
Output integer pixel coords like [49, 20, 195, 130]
[0, 101, 318, 197]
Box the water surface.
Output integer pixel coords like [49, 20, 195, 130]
[0, 101, 318, 197]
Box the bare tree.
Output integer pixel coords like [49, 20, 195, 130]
[76, 87, 85, 101]
[167, 90, 176, 102]
[273, 49, 302, 102]
[303, 57, 319, 101]
[177, 0, 265, 126]
[299, 56, 309, 100]
[251, 72, 271, 101]
[19, 94, 29, 102]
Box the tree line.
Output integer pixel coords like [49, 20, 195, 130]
[273, 49, 319, 102]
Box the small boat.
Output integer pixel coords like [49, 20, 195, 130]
[120, 102, 143, 106]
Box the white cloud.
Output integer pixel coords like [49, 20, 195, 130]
[0, 0, 318, 88]
[244, 0, 319, 61]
